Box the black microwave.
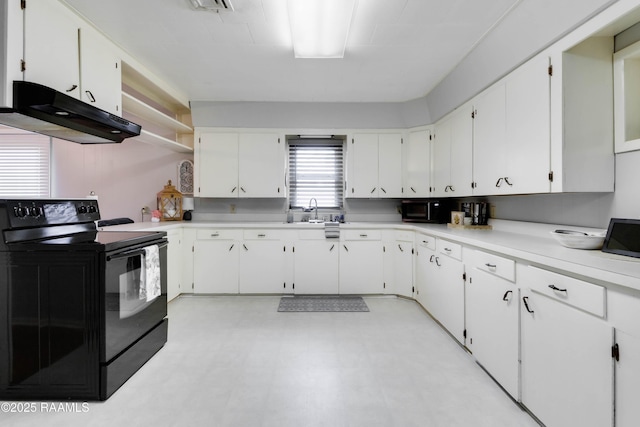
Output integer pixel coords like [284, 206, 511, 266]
[401, 200, 452, 223]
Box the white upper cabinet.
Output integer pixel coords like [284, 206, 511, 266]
[472, 83, 507, 195]
[433, 106, 473, 197]
[348, 133, 380, 197]
[504, 55, 552, 194]
[79, 28, 121, 115]
[238, 133, 285, 198]
[196, 131, 285, 198]
[347, 133, 403, 198]
[614, 39, 640, 153]
[377, 134, 403, 198]
[197, 132, 239, 197]
[23, 0, 80, 96]
[403, 129, 432, 197]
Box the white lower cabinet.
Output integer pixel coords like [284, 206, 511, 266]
[193, 229, 240, 294]
[293, 231, 339, 294]
[415, 233, 436, 308]
[384, 231, 414, 297]
[339, 230, 384, 294]
[614, 329, 640, 427]
[465, 249, 518, 399]
[239, 231, 288, 294]
[520, 266, 613, 427]
[166, 228, 183, 301]
[423, 239, 465, 344]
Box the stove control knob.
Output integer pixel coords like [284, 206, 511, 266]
[29, 206, 41, 217]
[14, 206, 26, 217]
[88, 205, 97, 213]
[77, 205, 88, 214]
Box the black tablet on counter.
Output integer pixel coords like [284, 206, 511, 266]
[602, 218, 640, 258]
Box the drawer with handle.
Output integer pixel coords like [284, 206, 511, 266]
[471, 250, 515, 282]
[196, 229, 241, 240]
[416, 233, 436, 251]
[524, 266, 606, 318]
[436, 239, 462, 261]
[243, 230, 280, 240]
[342, 230, 381, 241]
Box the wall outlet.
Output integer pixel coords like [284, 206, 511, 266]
[230, 204, 236, 213]
[490, 204, 496, 218]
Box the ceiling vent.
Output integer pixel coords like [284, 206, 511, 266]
[188, 0, 234, 12]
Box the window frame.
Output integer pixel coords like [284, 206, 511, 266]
[287, 136, 345, 209]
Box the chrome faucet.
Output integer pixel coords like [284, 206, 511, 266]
[309, 198, 318, 220]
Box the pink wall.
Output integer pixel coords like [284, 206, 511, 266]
[51, 138, 193, 222]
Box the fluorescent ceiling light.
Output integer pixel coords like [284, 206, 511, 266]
[287, 0, 356, 59]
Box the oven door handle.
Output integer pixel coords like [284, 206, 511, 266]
[107, 240, 169, 261]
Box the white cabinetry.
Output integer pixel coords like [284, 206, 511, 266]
[403, 129, 432, 197]
[384, 230, 414, 297]
[503, 55, 551, 194]
[339, 230, 384, 294]
[23, 0, 80, 97]
[466, 250, 518, 399]
[614, 329, 640, 427]
[472, 83, 507, 195]
[432, 106, 473, 197]
[166, 228, 183, 301]
[293, 230, 339, 294]
[421, 239, 465, 344]
[196, 132, 285, 198]
[415, 233, 436, 308]
[193, 229, 241, 294]
[239, 230, 288, 294]
[347, 133, 403, 198]
[79, 28, 121, 115]
[520, 266, 612, 427]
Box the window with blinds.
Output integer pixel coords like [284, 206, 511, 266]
[288, 138, 344, 208]
[0, 132, 51, 197]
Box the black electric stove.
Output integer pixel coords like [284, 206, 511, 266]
[0, 199, 168, 400]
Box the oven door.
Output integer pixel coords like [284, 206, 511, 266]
[102, 239, 168, 363]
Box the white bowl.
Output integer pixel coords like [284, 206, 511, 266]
[550, 229, 606, 250]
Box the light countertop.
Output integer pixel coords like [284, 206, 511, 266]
[100, 219, 640, 292]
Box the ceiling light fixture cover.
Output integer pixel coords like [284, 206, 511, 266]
[188, 0, 233, 12]
[287, 0, 356, 58]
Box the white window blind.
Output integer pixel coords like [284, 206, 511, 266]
[0, 133, 51, 197]
[288, 139, 344, 208]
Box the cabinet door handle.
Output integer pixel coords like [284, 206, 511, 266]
[258, 234, 266, 238]
[444, 247, 452, 253]
[343, 244, 348, 252]
[504, 177, 513, 186]
[370, 187, 376, 194]
[429, 254, 435, 262]
[242, 244, 248, 251]
[485, 263, 497, 270]
[228, 244, 234, 251]
[523, 296, 534, 313]
[398, 244, 403, 252]
[435, 257, 441, 267]
[410, 187, 417, 193]
[495, 177, 503, 187]
[231, 187, 237, 193]
[329, 244, 335, 252]
[380, 188, 387, 194]
[211, 233, 220, 237]
[422, 240, 429, 245]
[240, 187, 246, 193]
[502, 290, 512, 301]
[66, 84, 78, 92]
[360, 234, 368, 238]
[548, 284, 567, 293]
[85, 90, 96, 102]
[445, 185, 454, 192]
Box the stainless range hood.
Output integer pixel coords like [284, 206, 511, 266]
[0, 81, 141, 144]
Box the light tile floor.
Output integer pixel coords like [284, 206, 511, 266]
[3, 296, 540, 427]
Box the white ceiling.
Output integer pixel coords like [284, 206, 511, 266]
[62, 0, 531, 103]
